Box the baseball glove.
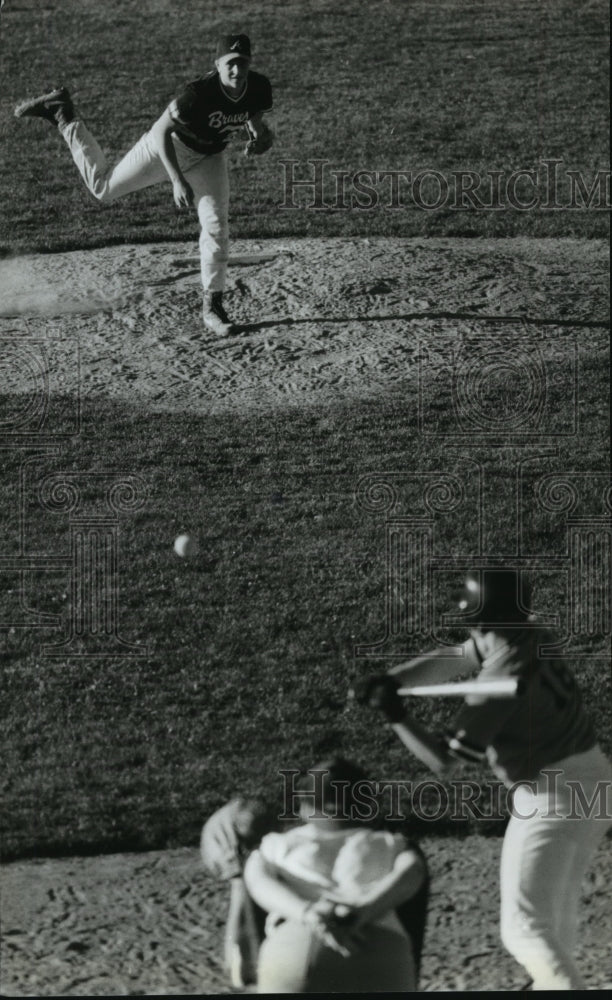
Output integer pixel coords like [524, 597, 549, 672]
[244, 121, 274, 156]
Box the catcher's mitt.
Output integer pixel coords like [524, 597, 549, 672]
[244, 121, 274, 156]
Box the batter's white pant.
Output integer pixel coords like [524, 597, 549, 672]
[500, 745, 612, 990]
[59, 120, 229, 292]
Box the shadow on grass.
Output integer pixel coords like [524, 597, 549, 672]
[1, 382, 609, 861]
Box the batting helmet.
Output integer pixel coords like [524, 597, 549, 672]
[455, 569, 531, 627]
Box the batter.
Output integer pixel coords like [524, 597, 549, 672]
[360, 569, 612, 989]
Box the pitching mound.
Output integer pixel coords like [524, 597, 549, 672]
[1, 237, 607, 416]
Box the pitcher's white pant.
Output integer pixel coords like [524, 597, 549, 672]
[59, 120, 229, 292]
[500, 745, 612, 990]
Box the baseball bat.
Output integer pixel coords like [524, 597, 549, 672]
[396, 678, 518, 698]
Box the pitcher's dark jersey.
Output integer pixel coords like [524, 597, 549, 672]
[168, 70, 272, 154]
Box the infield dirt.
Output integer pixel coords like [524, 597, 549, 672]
[1, 236, 607, 414]
[2, 834, 611, 994]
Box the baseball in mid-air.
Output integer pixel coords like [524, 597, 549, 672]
[174, 533, 199, 558]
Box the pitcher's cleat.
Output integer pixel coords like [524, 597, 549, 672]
[202, 291, 235, 336]
[14, 86, 75, 128]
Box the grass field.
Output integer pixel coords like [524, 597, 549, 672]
[0, 0, 610, 871]
[1, 350, 610, 860]
[0, 0, 610, 252]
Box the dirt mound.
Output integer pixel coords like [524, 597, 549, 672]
[1, 237, 607, 416]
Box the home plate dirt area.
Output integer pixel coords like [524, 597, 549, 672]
[2, 836, 611, 995]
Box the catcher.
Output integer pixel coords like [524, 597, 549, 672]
[14, 33, 274, 336]
[200, 795, 277, 989]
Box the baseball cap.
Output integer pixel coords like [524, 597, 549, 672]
[216, 33, 251, 61]
[455, 569, 531, 627]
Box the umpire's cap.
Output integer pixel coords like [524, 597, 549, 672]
[455, 569, 531, 628]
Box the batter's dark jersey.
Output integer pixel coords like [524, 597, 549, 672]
[445, 628, 596, 785]
[168, 70, 272, 154]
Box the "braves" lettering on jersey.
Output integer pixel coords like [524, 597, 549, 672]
[169, 70, 272, 154]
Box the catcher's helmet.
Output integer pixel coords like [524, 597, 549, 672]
[455, 569, 531, 628]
